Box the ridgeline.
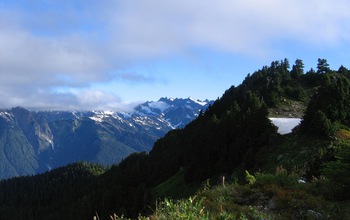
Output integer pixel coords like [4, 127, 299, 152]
[1, 58, 350, 219]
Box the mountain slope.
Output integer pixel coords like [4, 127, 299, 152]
[0, 114, 39, 178]
[1, 59, 349, 219]
[0, 97, 212, 179]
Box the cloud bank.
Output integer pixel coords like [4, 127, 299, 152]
[0, 0, 349, 110]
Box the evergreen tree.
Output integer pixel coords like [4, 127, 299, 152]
[282, 58, 290, 71]
[291, 59, 304, 78]
[300, 73, 350, 136]
[338, 65, 350, 76]
[317, 58, 330, 74]
[1, 58, 350, 219]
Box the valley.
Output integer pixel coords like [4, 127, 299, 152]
[0, 98, 212, 179]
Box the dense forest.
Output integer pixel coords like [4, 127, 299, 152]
[0, 58, 350, 219]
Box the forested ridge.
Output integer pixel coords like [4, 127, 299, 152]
[1, 58, 350, 219]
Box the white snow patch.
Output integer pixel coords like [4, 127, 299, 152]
[134, 117, 148, 125]
[172, 122, 183, 129]
[92, 110, 114, 115]
[40, 134, 54, 150]
[103, 110, 114, 115]
[0, 112, 6, 117]
[0, 111, 14, 121]
[270, 118, 301, 135]
[89, 116, 103, 122]
[189, 97, 208, 106]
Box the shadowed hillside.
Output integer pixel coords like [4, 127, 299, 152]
[0, 58, 350, 219]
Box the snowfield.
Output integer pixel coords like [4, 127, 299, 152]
[269, 118, 301, 135]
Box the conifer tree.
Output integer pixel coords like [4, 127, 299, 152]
[317, 58, 330, 74]
[291, 59, 304, 78]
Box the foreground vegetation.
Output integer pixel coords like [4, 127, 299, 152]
[0, 58, 350, 219]
[110, 128, 350, 220]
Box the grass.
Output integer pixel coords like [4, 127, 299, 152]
[336, 129, 350, 140]
[109, 168, 350, 220]
[108, 129, 350, 219]
[152, 168, 198, 200]
[255, 133, 332, 176]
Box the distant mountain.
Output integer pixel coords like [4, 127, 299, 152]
[1, 59, 350, 219]
[0, 97, 213, 179]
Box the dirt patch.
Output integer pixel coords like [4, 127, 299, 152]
[268, 100, 306, 118]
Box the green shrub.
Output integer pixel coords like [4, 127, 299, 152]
[153, 196, 209, 220]
[245, 170, 256, 185]
[255, 167, 299, 189]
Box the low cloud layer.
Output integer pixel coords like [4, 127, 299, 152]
[0, 0, 349, 110]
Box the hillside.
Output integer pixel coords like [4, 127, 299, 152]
[0, 58, 349, 219]
[0, 98, 212, 179]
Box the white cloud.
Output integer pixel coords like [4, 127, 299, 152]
[74, 90, 135, 111]
[0, 29, 108, 84]
[0, 0, 349, 110]
[109, 0, 350, 57]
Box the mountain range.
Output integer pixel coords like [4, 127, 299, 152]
[0, 97, 212, 179]
[0, 59, 349, 219]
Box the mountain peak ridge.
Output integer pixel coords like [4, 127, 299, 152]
[0, 97, 213, 179]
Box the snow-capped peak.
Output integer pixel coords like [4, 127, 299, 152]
[89, 110, 127, 123]
[86, 97, 213, 127]
[92, 110, 115, 115]
[188, 97, 209, 106]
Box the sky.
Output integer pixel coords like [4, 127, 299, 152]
[1, 0, 350, 111]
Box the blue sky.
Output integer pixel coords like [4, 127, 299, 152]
[0, 0, 350, 111]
